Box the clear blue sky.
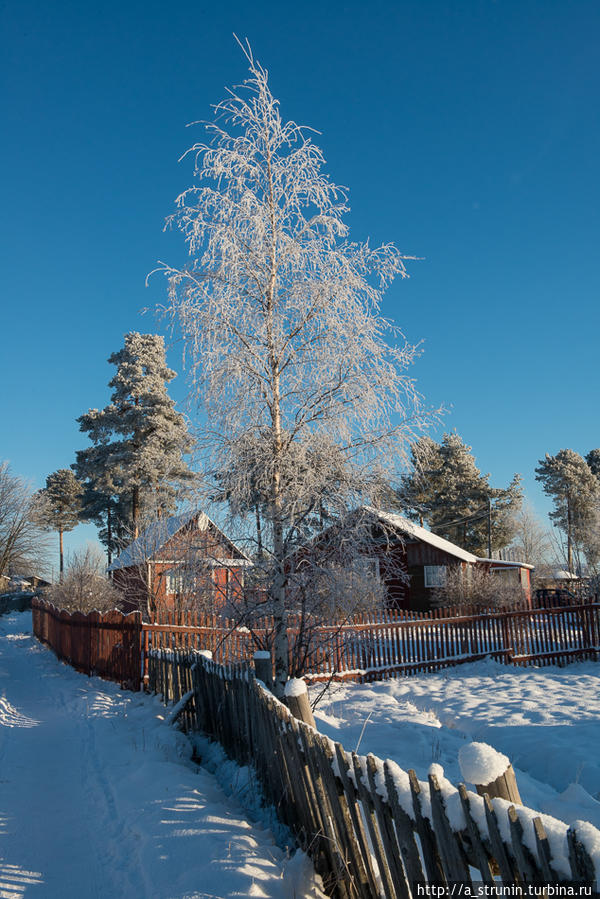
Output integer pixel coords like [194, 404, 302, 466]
[2, 0, 599, 568]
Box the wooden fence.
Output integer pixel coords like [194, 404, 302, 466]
[0, 591, 33, 616]
[31, 597, 600, 689]
[142, 599, 600, 683]
[32, 598, 142, 690]
[148, 647, 599, 897]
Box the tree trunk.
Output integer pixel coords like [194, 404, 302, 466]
[567, 495, 573, 574]
[255, 504, 263, 559]
[59, 528, 64, 582]
[265, 137, 289, 697]
[132, 485, 140, 540]
[107, 503, 112, 571]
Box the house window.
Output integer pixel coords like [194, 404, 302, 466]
[424, 565, 446, 588]
[165, 571, 183, 594]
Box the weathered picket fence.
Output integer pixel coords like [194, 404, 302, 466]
[148, 647, 599, 898]
[32, 597, 600, 690]
[32, 598, 142, 689]
[143, 599, 600, 683]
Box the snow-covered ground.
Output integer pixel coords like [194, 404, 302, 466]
[310, 658, 600, 830]
[0, 611, 322, 899]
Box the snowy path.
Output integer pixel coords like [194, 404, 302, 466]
[0, 612, 318, 899]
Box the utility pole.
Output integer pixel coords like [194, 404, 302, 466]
[487, 497, 492, 559]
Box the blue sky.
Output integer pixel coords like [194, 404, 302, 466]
[2, 0, 599, 569]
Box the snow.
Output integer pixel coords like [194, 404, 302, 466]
[284, 678, 307, 698]
[310, 656, 600, 833]
[0, 611, 324, 898]
[253, 651, 271, 660]
[364, 507, 480, 563]
[458, 741, 510, 786]
[108, 510, 252, 571]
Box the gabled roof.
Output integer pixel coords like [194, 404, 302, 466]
[366, 508, 534, 569]
[107, 510, 252, 571]
[364, 507, 480, 563]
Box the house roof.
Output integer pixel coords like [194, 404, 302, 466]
[107, 510, 252, 571]
[478, 558, 535, 571]
[364, 507, 480, 563]
[365, 508, 534, 569]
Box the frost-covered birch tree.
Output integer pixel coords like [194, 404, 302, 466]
[158, 45, 430, 693]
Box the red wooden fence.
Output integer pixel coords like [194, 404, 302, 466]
[32, 598, 142, 690]
[32, 597, 600, 688]
[140, 599, 600, 683]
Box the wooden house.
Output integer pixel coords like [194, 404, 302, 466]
[296, 507, 533, 612]
[108, 511, 252, 616]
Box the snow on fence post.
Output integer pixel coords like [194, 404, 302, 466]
[284, 677, 316, 729]
[459, 741, 522, 805]
[253, 650, 272, 690]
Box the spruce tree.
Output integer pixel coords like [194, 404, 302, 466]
[535, 449, 599, 574]
[37, 469, 83, 579]
[75, 333, 196, 542]
[396, 433, 522, 554]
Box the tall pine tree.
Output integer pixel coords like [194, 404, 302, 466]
[36, 469, 83, 579]
[535, 449, 599, 574]
[396, 433, 522, 554]
[74, 333, 196, 543]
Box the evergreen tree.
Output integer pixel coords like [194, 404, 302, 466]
[586, 449, 600, 480]
[74, 333, 196, 542]
[36, 469, 83, 579]
[396, 433, 522, 554]
[394, 436, 440, 527]
[535, 449, 599, 574]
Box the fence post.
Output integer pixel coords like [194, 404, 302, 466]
[284, 678, 316, 729]
[459, 742, 522, 805]
[253, 650, 273, 690]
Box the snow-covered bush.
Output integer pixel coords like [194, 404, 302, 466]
[431, 564, 524, 611]
[45, 546, 122, 613]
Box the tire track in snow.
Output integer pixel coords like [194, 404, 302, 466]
[79, 696, 153, 899]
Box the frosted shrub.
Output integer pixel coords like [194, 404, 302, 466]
[431, 565, 524, 611]
[45, 547, 122, 614]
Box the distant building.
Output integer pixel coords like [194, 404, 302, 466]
[108, 511, 252, 616]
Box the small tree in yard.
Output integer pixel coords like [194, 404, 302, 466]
[36, 469, 83, 580]
[45, 546, 122, 614]
[158, 45, 432, 694]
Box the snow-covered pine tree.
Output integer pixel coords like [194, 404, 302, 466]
[586, 449, 600, 480]
[75, 333, 196, 542]
[394, 436, 443, 527]
[157, 45, 431, 694]
[396, 433, 522, 555]
[36, 469, 83, 579]
[535, 449, 599, 574]
[584, 450, 600, 575]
